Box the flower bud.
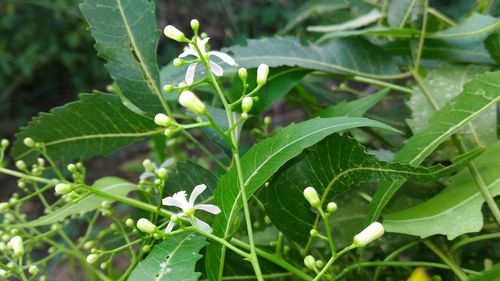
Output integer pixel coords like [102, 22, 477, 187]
[1, 139, 9, 148]
[173, 58, 184, 67]
[164, 25, 188, 42]
[9, 236, 24, 257]
[137, 218, 157, 234]
[55, 183, 72, 195]
[100, 201, 111, 210]
[241, 97, 253, 113]
[256, 64, 269, 86]
[142, 245, 152, 252]
[327, 202, 337, 213]
[163, 84, 174, 93]
[23, 137, 35, 148]
[238, 67, 248, 82]
[353, 222, 385, 247]
[157, 168, 168, 180]
[190, 19, 200, 32]
[154, 113, 172, 127]
[179, 91, 206, 115]
[15, 160, 26, 170]
[125, 218, 134, 228]
[316, 260, 324, 269]
[83, 241, 95, 250]
[241, 112, 249, 120]
[304, 255, 316, 271]
[86, 254, 99, 264]
[0, 202, 9, 212]
[303, 187, 321, 208]
[67, 163, 77, 173]
[164, 128, 179, 137]
[309, 229, 319, 237]
[28, 265, 39, 275]
[264, 116, 271, 126]
[142, 159, 154, 172]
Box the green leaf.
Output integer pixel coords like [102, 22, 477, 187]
[128, 231, 206, 281]
[166, 161, 218, 201]
[318, 88, 388, 118]
[16, 177, 138, 227]
[161, 37, 401, 85]
[80, 0, 165, 114]
[466, 262, 500, 281]
[12, 93, 160, 164]
[485, 32, 500, 65]
[384, 140, 500, 239]
[367, 71, 500, 223]
[307, 9, 381, 33]
[387, 0, 423, 28]
[205, 117, 398, 280]
[262, 134, 479, 245]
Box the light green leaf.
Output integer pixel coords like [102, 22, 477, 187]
[466, 262, 500, 281]
[263, 134, 479, 245]
[307, 9, 381, 33]
[318, 88, 388, 118]
[368, 71, 500, 223]
[12, 94, 160, 164]
[387, 0, 423, 28]
[205, 117, 398, 280]
[384, 140, 500, 239]
[128, 231, 206, 281]
[280, 1, 349, 34]
[80, 0, 165, 114]
[16, 177, 138, 227]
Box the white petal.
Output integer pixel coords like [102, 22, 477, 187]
[179, 48, 198, 58]
[164, 221, 175, 233]
[163, 191, 190, 211]
[209, 51, 236, 66]
[159, 158, 175, 169]
[185, 63, 198, 85]
[197, 38, 210, 55]
[139, 171, 154, 180]
[194, 217, 212, 232]
[209, 61, 224, 76]
[189, 184, 207, 206]
[195, 204, 221, 214]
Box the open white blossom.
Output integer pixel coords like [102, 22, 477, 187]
[162, 184, 220, 233]
[179, 37, 237, 85]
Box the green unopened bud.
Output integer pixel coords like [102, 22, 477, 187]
[83, 241, 95, 250]
[55, 183, 72, 195]
[100, 262, 109, 270]
[154, 113, 172, 127]
[1, 139, 9, 148]
[163, 84, 174, 93]
[179, 91, 206, 114]
[164, 128, 179, 137]
[256, 64, 269, 86]
[304, 255, 317, 271]
[264, 116, 271, 126]
[163, 25, 188, 42]
[142, 245, 152, 252]
[37, 158, 45, 167]
[200, 32, 208, 39]
[238, 67, 248, 83]
[241, 97, 253, 113]
[327, 202, 337, 213]
[86, 254, 99, 264]
[353, 222, 385, 247]
[190, 19, 200, 32]
[0, 202, 9, 212]
[315, 260, 324, 269]
[100, 201, 111, 210]
[137, 218, 157, 234]
[142, 159, 154, 172]
[241, 112, 249, 120]
[28, 265, 38, 275]
[178, 82, 187, 89]
[9, 236, 24, 257]
[309, 229, 319, 237]
[23, 137, 35, 148]
[67, 163, 77, 173]
[173, 58, 184, 67]
[15, 160, 26, 170]
[303, 187, 321, 208]
[157, 168, 168, 180]
[125, 218, 134, 228]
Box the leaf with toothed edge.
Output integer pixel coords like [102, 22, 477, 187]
[204, 117, 399, 280]
[80, 0, 166, 114]
[128, 231, 207, 281]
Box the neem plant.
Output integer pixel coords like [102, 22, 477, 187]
[0, 0, 499, 280]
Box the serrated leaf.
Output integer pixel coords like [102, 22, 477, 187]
[318, 88, 388, 118]
[12, 93, 160, 164]
[161, 37, 401, 85]
[262, 134, 479, 245]
[368, 71, 500, 224]
[307, 9, 381, 33]
[128, 231, 206, 281]
[204, 117, 398, 280]
[80, 0, 165, 114]
[15, 177, 138, 227]
[384, 140, 500, 239]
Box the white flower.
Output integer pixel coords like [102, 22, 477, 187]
[178, 37, 237, 85]
[162, 184, 220, 233]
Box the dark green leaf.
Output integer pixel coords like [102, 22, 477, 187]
[318, 89, 388, 118]
[384, 140, 500, 239]
[263, 134, 479, 245]
[16, 177, 138, 227]
[166, 161, 218, 202]
[205, 117, 398, 280]
[80, 0, 166, 114]
[368, 71, 500, 223]
[485, 32, 500, 65]
[128, 231, 206, 281]
[12, 94, 160, 164]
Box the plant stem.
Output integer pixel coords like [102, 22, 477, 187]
[352, 76, 413, 94]
[451, 232, 500, 252]
[313, 244, 357, 281]
[194, 227, 250, 258]
[414, 0, 429, 74]
[423, 240, 467, 280]
[318, 208, 336, 255]
[0, 167, 52, 184]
